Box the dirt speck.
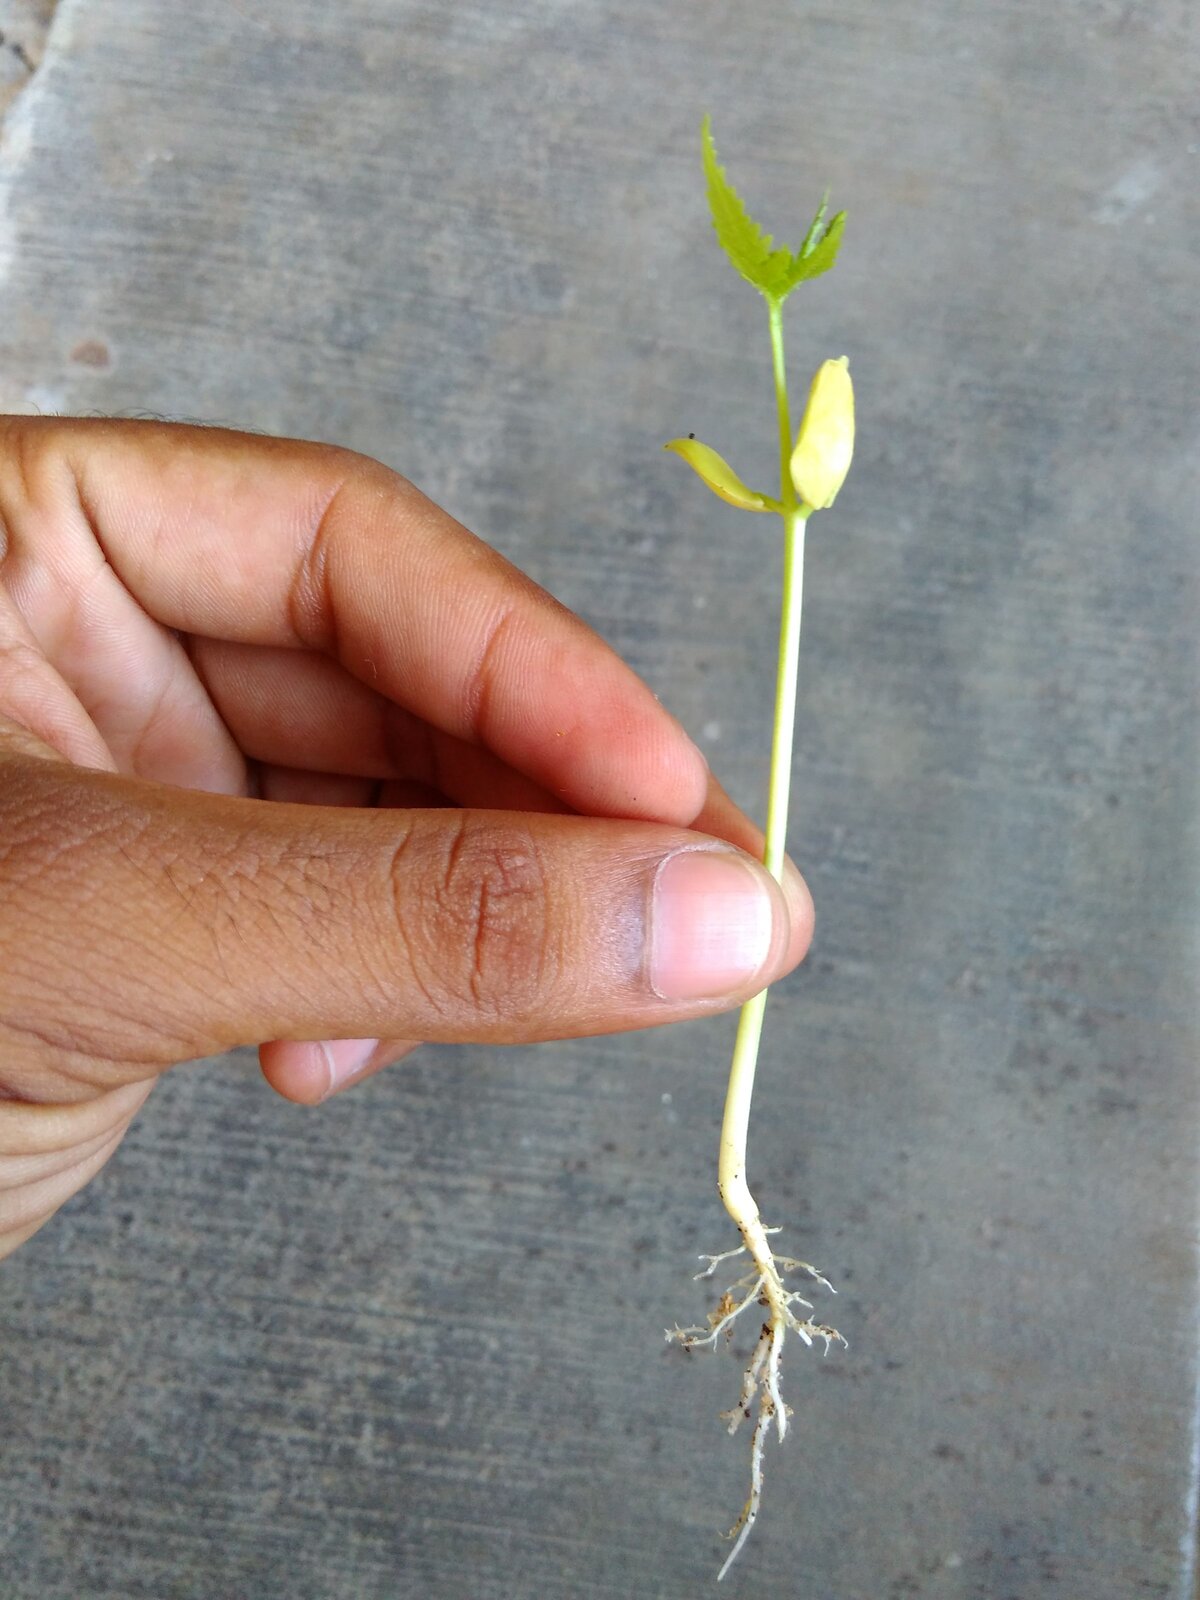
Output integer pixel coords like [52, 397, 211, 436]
[69, 338, 111, 368]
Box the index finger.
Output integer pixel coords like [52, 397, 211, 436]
[9, 418, 710, 824]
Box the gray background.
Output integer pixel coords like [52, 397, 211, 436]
[1, 2, 1197, 1596]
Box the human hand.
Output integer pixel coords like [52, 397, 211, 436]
[0, 418, 813, 1256]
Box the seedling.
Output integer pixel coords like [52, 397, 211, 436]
[664, 117, 855, 1580]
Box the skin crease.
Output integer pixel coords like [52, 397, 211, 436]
[0, 417, 814, 1257]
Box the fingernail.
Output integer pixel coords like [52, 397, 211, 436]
[650, 849, 775, 1001]
[318, 1038, 379, 1099]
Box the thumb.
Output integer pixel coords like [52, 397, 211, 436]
[0, 755, 813, 1103]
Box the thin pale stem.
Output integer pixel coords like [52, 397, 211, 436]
[768, 298, 794, 508]
[717, 296, 809, 1246]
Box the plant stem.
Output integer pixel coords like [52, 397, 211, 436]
[716, 297, 809, 1244]
[768, 298, 794, 509]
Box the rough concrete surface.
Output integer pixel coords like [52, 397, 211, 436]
[1, 2, 1197, 1597]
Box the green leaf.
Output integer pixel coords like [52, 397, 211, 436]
[663, 436, 775, 512]
[799, 191, 831, 258]
[701, 115, 792, 296]
[700, 115, 846, 303]
[786, 205, 846, 287]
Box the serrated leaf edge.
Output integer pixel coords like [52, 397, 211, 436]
[701, 116, 846, 303]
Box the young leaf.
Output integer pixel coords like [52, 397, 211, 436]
[783, 205, 846, 289]
[701, 115, 846, 303]
[663, 436, 774, 512]
[799, 191, 831, 258]
[701, 114, 793, 297]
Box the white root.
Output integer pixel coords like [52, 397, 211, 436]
[666, 1227, 845, 1581]
[693, 1228, 782, 1280]
[718, 1394, 768, 1581]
